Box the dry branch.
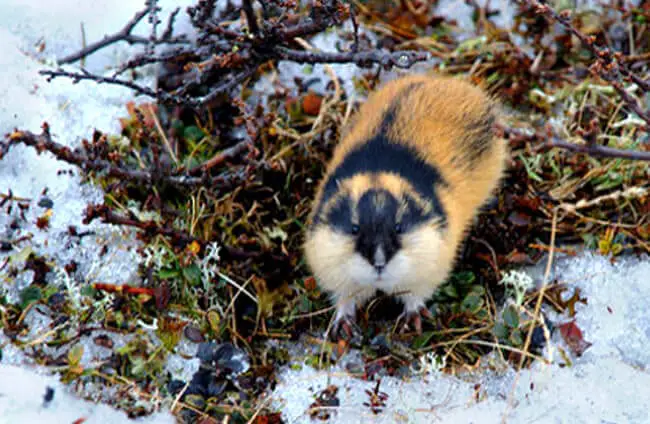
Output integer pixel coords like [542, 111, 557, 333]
[498, 124, 650, 162]
[82, 203, 287, 263]
[56, 6, 187, 65]
[1, 124, 245, 189]
[42, 0, 430, 108]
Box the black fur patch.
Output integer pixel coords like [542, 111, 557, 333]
[401, 193, 435, 233]
[325, 195, 353, 233]
[378, 81, 424, 129]
[311, 80, 447, 228]
[355, 189, 400, 265]
[316, 134, 448, 224]
[463, 108, 496, 163]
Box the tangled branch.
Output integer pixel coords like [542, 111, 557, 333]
[56, 5, 188, 65]
[1, 123, 247, 189]
[82, 203, 288, 263]
[41, 0, 430, 108]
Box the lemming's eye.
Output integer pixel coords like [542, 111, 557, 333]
[394, 223, 403, 234]
[351, 224, 360, 235]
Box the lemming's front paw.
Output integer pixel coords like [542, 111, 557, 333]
[330, 314, 359, 341]
[395, 304, 433, 335]
[328, 302, 362, 341]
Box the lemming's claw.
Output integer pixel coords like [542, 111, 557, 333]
[396, 306, 432, 335]
[330, 314, 362, 341]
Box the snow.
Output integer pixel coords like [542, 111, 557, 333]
[0, 364, 175, 424]
[1, 0, 649, 423]
[271, 252, 650, 423]
[0, 0, 193, 421]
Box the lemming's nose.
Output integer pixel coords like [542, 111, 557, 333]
[373, 245, 386, 274]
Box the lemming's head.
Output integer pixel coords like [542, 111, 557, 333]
[306, 173, 446, 291]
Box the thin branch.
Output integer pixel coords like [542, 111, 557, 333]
[196, 66, 259, 107]
[56, 6, 187, 65]
[39, 68, 192, 106]
[146, 0, 160, 55]
[272, 46, 429, 69]
[498, 124, 650, 161]
[541, 135, 650, 161]
[161, 7, 181, 40]
[242, 0, 260, 35]
[349, 3, 360, 53]
[1, 126, 244, 188]
[57, 7, 148, 65]
[187, 139, 252, 176]
[82, 203, 287, 263]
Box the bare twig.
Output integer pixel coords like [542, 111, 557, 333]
[242, 0, 260, 35]
[498, 124, 650, 161]
[44, 1, 429, 108]
[272, 46, 429, 69]
[350, 3, 360, 53]
[146, 0, 160, 55]
[541, 134, 650, 161]
[57, 6, 187, 66]
[82, 203, 287, 263]
[187, 139, 252, 176]
[39, 68, 191, 105]
[1, 125, 243, 189]
[196, 67, 259, 107]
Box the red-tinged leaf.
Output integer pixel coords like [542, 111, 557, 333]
[558, 320, 592, 357]
[505, 249, 535, 265]
[514, 195, 542, 211]
[72, 418, 87, 424]
[304, 276, 317, 291]
[302, 92, 323, 116]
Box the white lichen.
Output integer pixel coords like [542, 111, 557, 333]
[411, 352, 446, 376]
[55, 266, 85, 312]
[499, 269, 534, 307]
[200, 241, 221, 290]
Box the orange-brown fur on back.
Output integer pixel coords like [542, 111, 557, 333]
[304, 73, 508, 335]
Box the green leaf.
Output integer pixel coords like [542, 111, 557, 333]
[441, 284, 458, 298]
[42, 285, 59, 300]
[182, 264, 202, 286]
[509, 329, 523, 346]
[80, 285, 95, 297]
[19, 286, 42, 309]
[503, 304, 520, 329]
[68, 344, 84, 366]
[493, 322, 509, 339]
[469, 285, 486, 297]
[412, 331, 435, 349]
[452, 271, 476, 285]
[461, 294, 484, 313]
[183, 126, 205, 143]
[130, 357, 147, 377]
[158, 267, 180, 279]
